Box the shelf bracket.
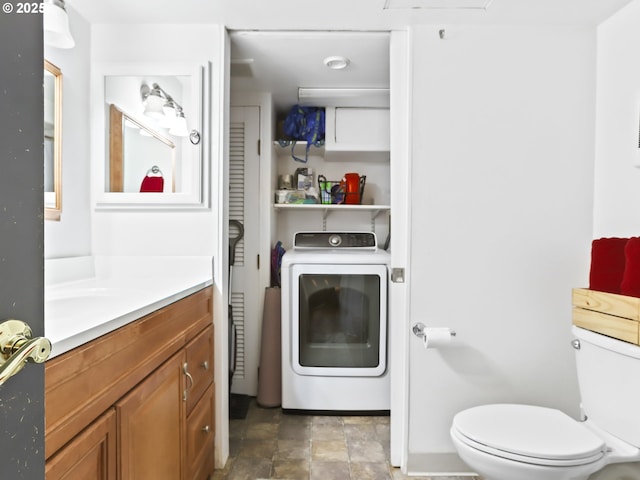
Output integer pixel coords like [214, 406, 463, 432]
[370, 209, 385, 232]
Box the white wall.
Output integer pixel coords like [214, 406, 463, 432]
[406, 25, 596, 473]
[44, 4, 92, 259]
[90, 24, 221, 257]
[594, 0, 640, 237]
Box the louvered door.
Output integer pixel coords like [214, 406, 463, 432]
[229, 106, 261, 395]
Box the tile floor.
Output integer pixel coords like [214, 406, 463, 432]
[213, 398, 480, 480]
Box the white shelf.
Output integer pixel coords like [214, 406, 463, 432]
[273, 140, 389, 162]
[273, 203, 390, 230]
[274, 203, 389, 212]
[273, 141, 325, 156]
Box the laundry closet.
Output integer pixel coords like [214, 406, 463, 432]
[227, 31, 392, 398]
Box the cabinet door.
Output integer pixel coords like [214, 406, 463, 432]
[45, 409, 117, 480]
[186, 383, 215, 480]
[325, 107, 390, 151]
[117, 351, 185, 480]
[185, 325, 214, 414]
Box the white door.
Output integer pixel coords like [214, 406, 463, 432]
[0, 12, 46, 477]
[229, 106, 261, 395]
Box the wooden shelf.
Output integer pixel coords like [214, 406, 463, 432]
[572, 288, 640, 345]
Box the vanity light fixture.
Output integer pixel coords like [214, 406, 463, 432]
[140, 83, 192, 137]
[142, 85, 166, 120]
[43, 0, 75, 49]
[162, 100, 177, 118]
[169, 111, 189, 137]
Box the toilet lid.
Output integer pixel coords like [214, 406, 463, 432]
[452, 404, 606, 467]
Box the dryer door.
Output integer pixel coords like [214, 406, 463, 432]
[290, 263, 388, 377]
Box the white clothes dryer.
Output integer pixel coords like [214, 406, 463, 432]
[281, 232, 390, 412]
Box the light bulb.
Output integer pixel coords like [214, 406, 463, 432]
[169, 113, 189, 137]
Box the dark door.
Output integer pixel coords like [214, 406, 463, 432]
[0, 7, 45, 479]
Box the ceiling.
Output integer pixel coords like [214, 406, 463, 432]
[66, 0, 635, 112]
[67, 0, 634, 28]
[230, 31, 390, 112]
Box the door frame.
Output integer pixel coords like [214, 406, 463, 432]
[389, 27, 412, 471]
[219, 26, 413, 471]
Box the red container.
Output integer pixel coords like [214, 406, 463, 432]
[343, 173, 365, 205]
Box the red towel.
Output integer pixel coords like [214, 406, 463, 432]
[621, 237, 640, 298]
[589, 237, 628, 294]
[140, 176, 164, 193]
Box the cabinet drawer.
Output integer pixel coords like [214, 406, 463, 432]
[187, 383, 215, 480]
[185, 324, 214, 413]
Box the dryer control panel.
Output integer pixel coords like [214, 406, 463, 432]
[294, 232, 377, 249]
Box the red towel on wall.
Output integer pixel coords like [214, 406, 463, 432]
[621, 237, 640, 298]
[589, 237, 628, 294]
[140, 176, 164, 193]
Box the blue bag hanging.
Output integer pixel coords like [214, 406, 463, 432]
[279, 105, 325, 163]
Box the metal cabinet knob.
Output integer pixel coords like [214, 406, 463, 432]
[0, 319, 51, 387]
[201, 360, 209, 371]
[202, 425, 210, 434]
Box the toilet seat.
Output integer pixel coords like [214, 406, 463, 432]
[452, 404, 607, 467]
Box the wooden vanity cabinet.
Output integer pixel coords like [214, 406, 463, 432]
[45, 409, 117, 480]
[45, 287, 214, 480]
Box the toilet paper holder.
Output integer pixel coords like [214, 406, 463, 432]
[412, 322, 456, 339]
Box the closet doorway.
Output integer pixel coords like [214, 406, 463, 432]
[225, 29, 411, 470]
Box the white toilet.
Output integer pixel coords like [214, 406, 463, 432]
[450, 325, 640, 480]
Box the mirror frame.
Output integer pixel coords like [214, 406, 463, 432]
[44, 60, 62, 221]
[92, 62, 209, 210]
[109, 104, 176, 193]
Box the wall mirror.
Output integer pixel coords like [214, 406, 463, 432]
[44, 60, 62, 220]
[93, 64, 208, 209]
[109, 104, 176, 193]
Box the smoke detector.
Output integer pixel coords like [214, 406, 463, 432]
[323, 56, 350, 70]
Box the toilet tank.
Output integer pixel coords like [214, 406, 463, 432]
[573, 325, 640, 447]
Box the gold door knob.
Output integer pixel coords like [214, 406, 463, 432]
[0, 319, 51, 387]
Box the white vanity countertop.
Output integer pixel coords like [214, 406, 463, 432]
[45, 256, 214, 359]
